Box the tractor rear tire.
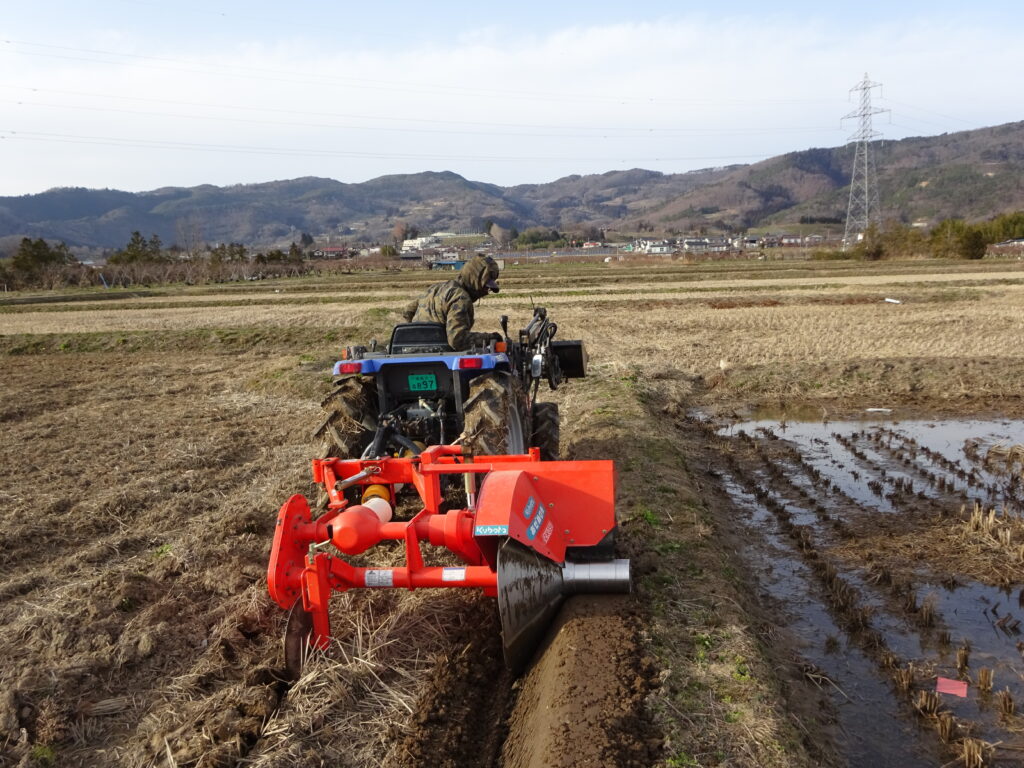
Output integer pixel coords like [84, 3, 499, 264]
[530, 402, 560, 461]
[314, 375, 378, 459]
[461, 373, 528, 456]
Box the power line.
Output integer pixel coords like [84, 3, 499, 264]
[878, 97, 975, 128]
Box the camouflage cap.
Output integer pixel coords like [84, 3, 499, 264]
[459, 253, 500, 299]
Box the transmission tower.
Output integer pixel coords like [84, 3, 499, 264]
[842, 73, 888, 249]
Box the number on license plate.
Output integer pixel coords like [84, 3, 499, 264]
[407, 373, 437, 391]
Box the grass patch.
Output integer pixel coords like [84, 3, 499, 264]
[29, 745, 56, 766]
[153, 543, 173, 558]
[565, 371, 817, 767]
[636, 506, 660, 526]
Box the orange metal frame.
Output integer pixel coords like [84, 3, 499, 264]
[267, 445, 616, 649]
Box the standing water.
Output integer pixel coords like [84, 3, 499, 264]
[708, 413, 1024, 766]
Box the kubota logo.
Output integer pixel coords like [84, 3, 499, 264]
[474, 524, 509, 536]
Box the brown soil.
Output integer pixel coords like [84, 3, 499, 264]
[391, 595, 661, 768]
[502, 595, 662, 768]
[0, 352, 313, 767]
[391, 599, 513, 768]
[0, 350, 660, 768]
[3, 260, 1022, 768]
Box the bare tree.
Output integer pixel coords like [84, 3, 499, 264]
[489, 223, 512, 248]
[392, 221, 409, 249]
[175, 215, 205, 260]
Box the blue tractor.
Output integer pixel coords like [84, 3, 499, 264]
[314, 307, 586, 462]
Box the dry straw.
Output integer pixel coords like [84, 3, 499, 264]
[977, 667, 994, 693]
[997, 688, 1016, 718]
[957, 646, 971, 675]
[985, 443, 1024, 477]
[962, 501, 1024, 564]
[915, 690, 941, 716]
[936, 711, 956, 743]
[958, 737, 994, 768]
[894, 664, 915, 693]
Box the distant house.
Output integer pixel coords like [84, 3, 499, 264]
[989, 238, 1024, 256]
[402, 236, 441, 252]
[634, 238, 673, 255]
[312, 246, 352, 259]
[682, 237, 731, 253]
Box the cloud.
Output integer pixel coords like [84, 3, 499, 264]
[0, 12, 1020, 195]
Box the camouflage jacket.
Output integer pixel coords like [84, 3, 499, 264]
[401, 255, 499, 350]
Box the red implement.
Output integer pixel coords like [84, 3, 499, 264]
[267, 445, 628, 674]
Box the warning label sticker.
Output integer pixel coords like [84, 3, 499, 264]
[442, 567, 466, 582]
[365, 570, 394, 587]
[541, 521, 554, 544]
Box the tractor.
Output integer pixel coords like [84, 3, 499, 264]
[314, 306, 585, 462]
[269, 307, 629, 676]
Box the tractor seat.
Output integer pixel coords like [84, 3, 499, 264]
[388, 323, 454, 355]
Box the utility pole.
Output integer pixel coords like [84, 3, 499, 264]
[842, 73, 888, 250]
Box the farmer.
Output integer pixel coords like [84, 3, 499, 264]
[402, 253, 502, 350]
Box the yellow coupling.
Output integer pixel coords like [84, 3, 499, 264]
[361, 484, 391, 504]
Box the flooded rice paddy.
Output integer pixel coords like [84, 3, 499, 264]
[706, 413, 1024, 766]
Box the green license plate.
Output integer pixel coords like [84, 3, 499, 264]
[407, 373, 437, 392]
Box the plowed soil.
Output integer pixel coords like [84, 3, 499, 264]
[0, 352, 314, 766]
[0, 350, 660, 768]
[502, 596, 661, 768]
[3, 258, 1023, 768]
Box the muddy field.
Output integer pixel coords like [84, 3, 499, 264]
[1, 257, 1023, 767]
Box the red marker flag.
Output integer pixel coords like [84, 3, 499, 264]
[936, 677, 968, 697]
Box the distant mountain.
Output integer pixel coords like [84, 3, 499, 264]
[0, 167, 735, 250]
[1, 121, 1022, 250]
[646, 121, 1024, 232]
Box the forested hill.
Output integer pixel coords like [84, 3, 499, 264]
[0, 168, 717, 250]
[647, 121, 1024, 233]
[1, 120, 1022, 249]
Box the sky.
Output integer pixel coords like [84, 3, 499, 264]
[2, 0, 1022, 196]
